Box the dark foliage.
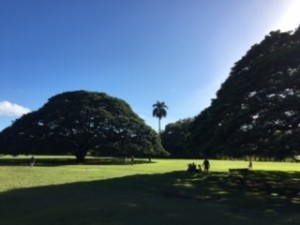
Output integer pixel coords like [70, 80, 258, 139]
[189, 26, 300, 159]
[0, 91, 168, 162]
[161, 118, 193, 157]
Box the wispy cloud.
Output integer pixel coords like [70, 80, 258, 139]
[0, 101, 31, 117]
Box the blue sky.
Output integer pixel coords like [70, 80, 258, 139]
[1, 0, 300, 132]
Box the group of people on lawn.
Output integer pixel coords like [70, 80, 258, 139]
[187, 158, 210, 173]
[188, 159, 253, 173]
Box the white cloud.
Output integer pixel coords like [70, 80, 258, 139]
[0, 101, 31, 117]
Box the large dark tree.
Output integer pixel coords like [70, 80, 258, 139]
[189, 27, 300, 160]
[0, 91, 168, 162]
[152, 101, 168, 133]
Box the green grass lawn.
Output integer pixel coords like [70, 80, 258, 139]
[0, 156, 299, 225]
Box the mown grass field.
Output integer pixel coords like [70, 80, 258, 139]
[0, 156, 299, 225]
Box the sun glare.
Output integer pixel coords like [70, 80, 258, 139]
[275, 1, 300, 32]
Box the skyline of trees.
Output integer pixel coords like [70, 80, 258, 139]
[2, 27, 300, 160]
[0, 91, 167, 162]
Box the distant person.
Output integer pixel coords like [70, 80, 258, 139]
[248, 160, 253, 169]
[29, 156, 35, 167]
[198, 165, 202, 173]
[203, 159, 210, 173]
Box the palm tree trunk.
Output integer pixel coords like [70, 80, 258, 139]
[158, 118, 161, 134]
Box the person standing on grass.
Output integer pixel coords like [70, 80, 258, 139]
[248, 160, 253, 169]
[203, 158, 210, 173]
[29, 156, 35, 167]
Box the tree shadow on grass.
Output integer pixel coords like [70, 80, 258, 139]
[0, 171, 299, 225]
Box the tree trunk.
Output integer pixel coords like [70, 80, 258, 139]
[158, 118, 161, 134]
[75, 149, 87, 163]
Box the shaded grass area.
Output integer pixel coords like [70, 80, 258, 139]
[0, 170, 299, 225]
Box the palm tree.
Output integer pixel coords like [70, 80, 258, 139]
[152, 101, 168, 133]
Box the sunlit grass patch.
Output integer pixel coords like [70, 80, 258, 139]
[0, 156, 299, 225]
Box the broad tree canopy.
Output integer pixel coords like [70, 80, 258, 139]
[189, 27, 300, 160]
[0, 91, 168, 162]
